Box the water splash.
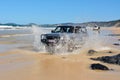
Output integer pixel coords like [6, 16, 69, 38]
[32, 25, 52, 52]
[80, 30, 112, 53]
[32, 27, 113, 55]
[53, 32, 88, 55]
[32, 26, 88, 54]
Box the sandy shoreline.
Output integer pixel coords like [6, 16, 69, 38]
[0, 27, 120, 80]
[0, 49, 120, 80]
[108, 27, 120, 34]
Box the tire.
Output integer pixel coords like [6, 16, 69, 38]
[45, 44, 55, 54]
[67, 40, 74, 52]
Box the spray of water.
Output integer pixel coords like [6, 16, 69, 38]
[32, 26, 112, 55]
[32, 25, 88, 54]
[32, 25, 52, 52]
[52, 32, 89, 55]
[79, 30, 112, 54]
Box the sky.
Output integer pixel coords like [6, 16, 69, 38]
[0, 0, 120, 24]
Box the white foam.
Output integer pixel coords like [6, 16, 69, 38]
[95, 47, 111, 51]
[32, 25, 52, 52]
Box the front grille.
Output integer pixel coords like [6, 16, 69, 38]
[46, 36, 60, 39]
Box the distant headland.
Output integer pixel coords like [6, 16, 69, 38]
[0, 19, 120, 27]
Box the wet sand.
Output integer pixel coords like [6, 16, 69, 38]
[0, 27, 120, 80]
[108, 27, 120, 34]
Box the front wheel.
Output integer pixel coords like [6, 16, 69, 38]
[45, 45, 55, 54]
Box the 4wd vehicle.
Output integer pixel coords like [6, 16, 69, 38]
[41, 25, 88, 54]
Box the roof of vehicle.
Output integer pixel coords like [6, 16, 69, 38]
[57, 25, 82, 28]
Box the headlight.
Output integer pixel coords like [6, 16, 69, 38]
[41, 35, 46, 39]
[60, 36, 64, 40]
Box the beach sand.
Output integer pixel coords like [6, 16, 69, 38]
[108, 27, 120, 34]
[0, 27, 120, 80]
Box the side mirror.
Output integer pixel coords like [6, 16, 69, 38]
[51, 30, 55, 33]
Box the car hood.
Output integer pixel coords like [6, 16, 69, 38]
[44, 33, 60, 37]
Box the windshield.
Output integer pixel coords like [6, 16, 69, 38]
[53, 26, 74, 33]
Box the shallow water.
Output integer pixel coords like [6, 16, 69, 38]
[0, 27, 52, 53]
[0, 29, 32, 35]
[0, 44, 23, 53]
